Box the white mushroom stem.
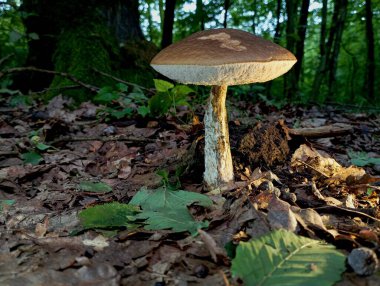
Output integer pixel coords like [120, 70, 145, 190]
[204, 85, 234, 189]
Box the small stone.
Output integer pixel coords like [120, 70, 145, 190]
[348, 247, 379, 276]
[193, 264, 209, 278]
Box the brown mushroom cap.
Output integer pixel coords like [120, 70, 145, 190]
[151, 28, 297, 86]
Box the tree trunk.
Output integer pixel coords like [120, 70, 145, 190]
[294, 0, 310, 84]
[284, 0, 299, 98]
[365, 0, 375, 101]
[161, 0, 176, 49]
[273, 0, 282, 43]
[196, 0, 205, 31]
[312, 0, 339, 98]
[266, 0, 282, 97]
[223, 0, 231, 28]
[104, 0, 144, 43]
[252, 0, 258, 34]
[16, 0, 150, 101]
[327, 0, 348, 96]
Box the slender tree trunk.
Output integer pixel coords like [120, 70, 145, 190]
[252, 0, 258, 34]
[147, 2, 154, 41]
[284, 0, 299, 98]
[223, 0, 231, 28]
[312, 0, 338, 98]
[294, 0, 310, 84]
[105, 0, 143, 43]
[273, 0, 282, 43]
[320, 0, 327, 56]
[266, 0, 282, 97]
[365, 0, 375, 100]
[196, 0, 205, 30]
[158, 0, 164, 31]
[328, 0, 348, 96]
[161, 0, 176, 49]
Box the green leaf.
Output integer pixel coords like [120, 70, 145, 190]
[35, 142, 51, 151]
[130, 186, 212, 234]
[348, 151, 380, 167]
[136, 209, 209, 235]
[115, 83, 129, 92]
[148, 92, 172, 116]
[137, 105, 150, 117]
[22, 152, 43, 165]
[171, 85, 194, 97]
[129, 186, 213, 211]
[79, 202, 140, 229]
[154, 79, 174, 92]
[78, 181, 113, 193]
[231, 230, 346, 286]
[128, 87, 148, 104]
[94, 87, 120, 104]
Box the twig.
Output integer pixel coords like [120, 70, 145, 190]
[0, 66, 99, 93]
[0, 53, 14, 66]
[49, 134, 158, 145]
[93, 68, 154, 93]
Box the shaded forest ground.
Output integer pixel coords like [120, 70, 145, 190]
[0, 94, 379, 285]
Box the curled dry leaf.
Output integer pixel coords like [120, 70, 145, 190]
[291, 144, 366, 184]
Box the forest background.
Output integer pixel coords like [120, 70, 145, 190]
[0, 0, 378, 109]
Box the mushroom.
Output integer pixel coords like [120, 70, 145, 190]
[151, 28, 296, 190]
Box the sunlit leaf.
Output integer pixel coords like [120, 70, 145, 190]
[231, 230, 346, 286]
[79, 202, 140, 229]
[154, 79, 174, 92]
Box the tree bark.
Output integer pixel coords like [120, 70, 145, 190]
[16, 0, 149, 100]
[327, 0, 348, 96]
[312, 0, 339, 98]
[284, 0, 299, 98]
[104, 0, 144, 43]
[161, 0, 176, 49]
[365, 0, 375, 101]
[196, 0, 205, 31]
[251, 0, 258, 34]
[294, 0, 310, 84]
[273, 0, 282, 43]
[223, 0, 231, 28]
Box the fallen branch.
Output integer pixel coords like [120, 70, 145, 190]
[93, 68, 154, 93]
[0, 66, 99, 93]
[288, 123, 353, 138]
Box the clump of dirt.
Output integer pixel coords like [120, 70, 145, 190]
[237, 121, 289, 167]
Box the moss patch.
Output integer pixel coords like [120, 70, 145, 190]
[48, 17, 119, 102]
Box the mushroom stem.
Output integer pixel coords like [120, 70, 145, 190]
[204, 85, 234, 189]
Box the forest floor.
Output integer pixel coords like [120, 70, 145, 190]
[0, 95, 379, 286]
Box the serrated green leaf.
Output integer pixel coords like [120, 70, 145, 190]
[231, 230, 346, 286]
[154, 79, 174, 92]
[136, 209, 208, 235]
[78, 181, 113, 193]
[79, 202, 141, 229]
[94, 87, 120, 104]
[130, 186, 213, 211]
[22, 152, 43, 165]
